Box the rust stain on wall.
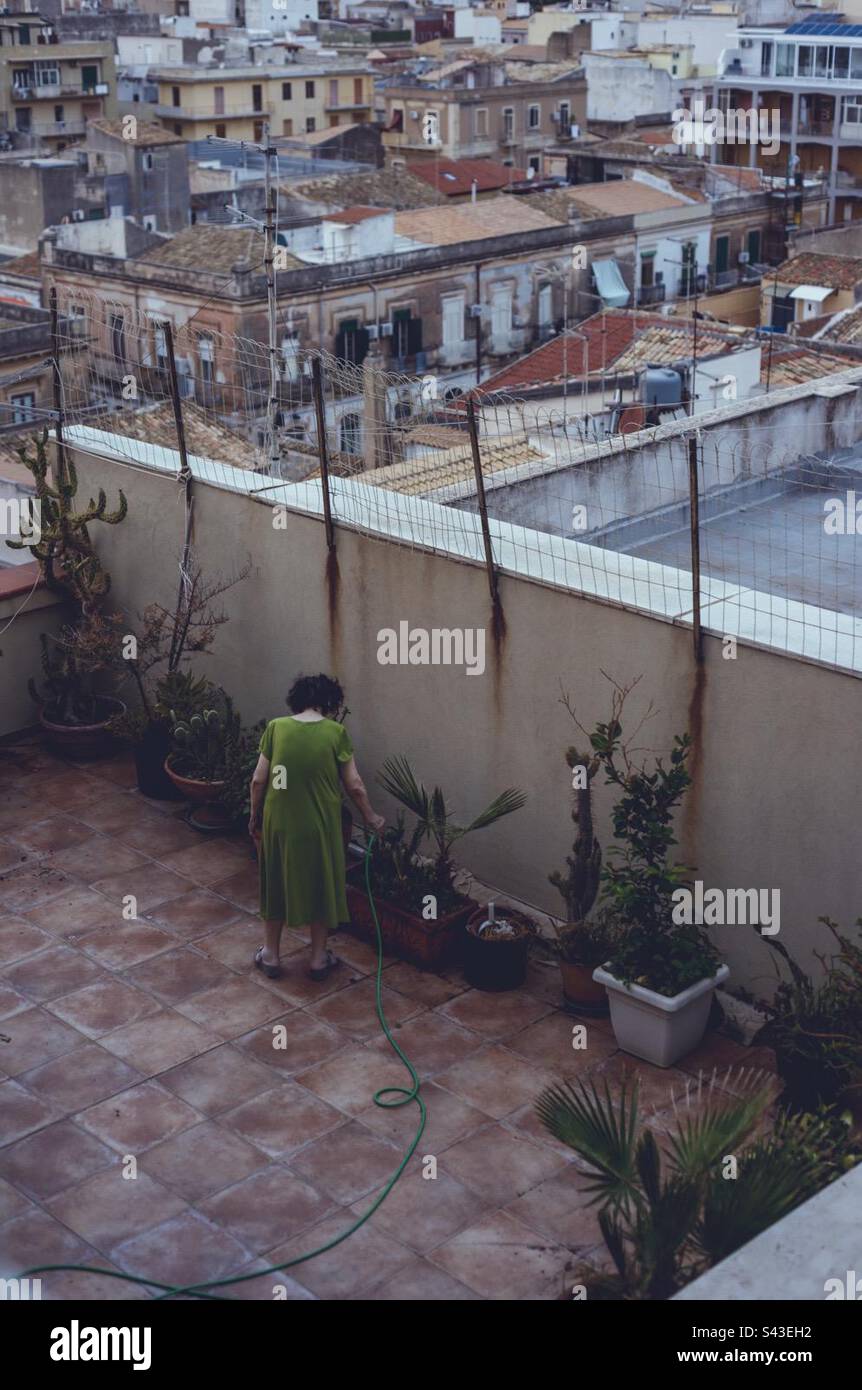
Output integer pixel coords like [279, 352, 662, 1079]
[681, 655, 707, 865]
[326, 544, 342, 667]
[490, 588, 507, 715]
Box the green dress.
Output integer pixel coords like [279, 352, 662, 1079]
[258, 717, 354, 928]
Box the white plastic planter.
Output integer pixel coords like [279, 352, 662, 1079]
[593, 963, 730, 1068]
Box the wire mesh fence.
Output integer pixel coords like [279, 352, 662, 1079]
[10, 292, 862, 673]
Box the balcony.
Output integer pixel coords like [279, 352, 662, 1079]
[637, 283, 666, 307]
[152, 105, 264, 122]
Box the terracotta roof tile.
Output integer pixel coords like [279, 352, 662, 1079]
[90, 119, 186, 147]
[774, 251, 862, 291]
[406, 157, 527, 197]
[395, 196, 563, 245]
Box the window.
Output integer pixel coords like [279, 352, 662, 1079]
[153, 321, 167, 367]
[528, 104, 540, 130]
[843, 96, 862, 125]
[714, 234, 729, 275]
[680, 241, 697, 296]
[747, 228, 761, 263]
[490, 283, 513, 340]
[142, 151, 154, 171]
[214, 85, 224, 115]
[775, 43, 794, 77]
[36, 62, 59, 87]
[640, 250, 655, 288]
[282, 81, 292, 100]
[815, 45, 829, 77]
[503, 107, 514, 141]
[335, 318, 369, 366]
[143, 214, 157, 232]
[528, 155, 540, 173]
[281, 333, 300, 381]
[537, 283, 553, 332]
[10, 393, 35, 424]
[329, 79, 338, 106]
[558, 101, 570, 130]
[834, 46, 850, 80]
[54, 104, 63, 124]
[198, 335, 214, 385]
[475, 107, 488, 138]
[391, 307, 422, 361]
[441, 293, 465, 349]
[254, 120, 265, 142]
[171, 86, 180, 107]
[798, 45, 813, 77]
[282, 118, 293, 136]
[15, 108, 31, 133]
[19, 24, 30, 44]
[340, 413, 360, 454]
[252, 83, 263, 113]
[305, 80, 315, 99]
[173, 123, 182, 136]
[215, 123, 226, 138]
[306, 116, 316, 133]
[354, 77, 363, 105]
[852, 48, 862, 80]
[760, 42, 773, 76]
[110, 312, 126, 366]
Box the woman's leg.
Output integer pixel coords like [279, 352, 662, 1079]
[262, 919, 283, 967]
[309, 920, 329, 972]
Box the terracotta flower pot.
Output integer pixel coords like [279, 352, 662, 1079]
[559, 959, 609, 1015]
[163, 754, 226, 805]
[345, 862, 473, 970]
[39, 696, 126, 762]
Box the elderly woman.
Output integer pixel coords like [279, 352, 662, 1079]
[249, 673, 385, 981]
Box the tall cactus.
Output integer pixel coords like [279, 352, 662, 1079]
[8, 430, 128, 723]
[171, 698, 240, 782]
[549, 744, 603, 924]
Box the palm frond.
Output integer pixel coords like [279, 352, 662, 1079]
[377, 755, 430, 824]
[535, 1077, 640, 1210]
[665, 1068, 779, 1180]
[463, 787, 528, 834]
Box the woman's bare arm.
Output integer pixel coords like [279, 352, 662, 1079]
[340, 757, 385, 832]
[249, 753, 270, 839]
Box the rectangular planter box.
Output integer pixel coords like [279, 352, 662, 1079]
[593, 963, 730, 1068]
[344, 863, 473, 969]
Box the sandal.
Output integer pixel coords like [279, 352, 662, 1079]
[308, 949, 340, 982]
[254, 947, 282, 980]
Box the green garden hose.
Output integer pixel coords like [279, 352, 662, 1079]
[17, 833, 426, 1301]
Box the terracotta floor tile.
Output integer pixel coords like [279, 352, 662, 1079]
[289, 1119, 401, 1204]
[504, 1164, 603, 1249]
[0, 1206, 96, 1273]
[441, 1123, 567, 1206]
[296, 1045, 413, 1117]
[159, 839, 253, 887]
[429, 1208, 572, 1300]
[0, 1119, 116, 1199]
[23, 886, 119, 939]
[0, 978, 30, 1021]
[348, 1163, 488, 1253]
[326, 931, 397, 974]
[355, 1079, 488, 1155]
[368, 1255, 481, 1301]
[77, 792, 161, 835]
[20, 1044, 141, 1113]
[521, 960, 572, 1007]
[0, 1006, 86, 1076]
[502, 1100, 582, 1161]
[503, 1010, 619, 1078]
[210, 865, 259, 915]
[0, 862, 78, 915]
[46, 977, 161, 1039]
[437, 987, 552, 1040]
[98, 1010, 221, 1075]
[306, 977, 423, 1042]
[111, 1209, 253, 1293]
[0, 1173, 33, 1223]
[0, 1077, 60, 1145]
[378, 960, 469, 1008]
[125, 948, 235, 1005]
[90, 863, 195, 916]
[158, 1044, 280, 1117]
[0, 915, 52, 966]
[198, 1166, 334, 1255]
[435, 1044, 559, 1120]
[211, 1259, 317, 1301]
[263, 1211, 413, 1300]
[0, 788, 44, 834]
[141, 1121, 267, 1202]
[89, 755, 139, 791]
[249, 950, 358, 1007]
[147, 889, 245, 942]
[364, 1011, 484, 1078]
[0, 841, 33, 874]
[6, 816, 102, 856]
[3, 943, 106, 1002]
[26, 773, 104, 814]
[39, 1261, 153, 1302]
[47, 1168, 187, 1252]
[75, 921, 176, 970]
[233, 1009, 348, 1081]
[589, 1053, 692, 1119]
[220, 1082, 344, 1158]
[50, 835, 150, 884]
[175, 978, 286, 1039]
[197, 917, 270, 972]
[76, 1079, 201, 1153]
[113, 814, 203, 858]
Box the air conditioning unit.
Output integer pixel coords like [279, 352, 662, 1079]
[738, 250, 750, 263]
[379, 321, 393, 336]
[740, 38, 754, 49]
[408, 109, 419, 119]
[367, 324, 379, 341]
[72, 208, 85, 221]
[655, 271, 664, 284]
[469, 303, 482, 317]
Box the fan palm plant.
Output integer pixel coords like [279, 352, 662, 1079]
[536, 1069, 855, 1299]
[377, 754, 527, 896]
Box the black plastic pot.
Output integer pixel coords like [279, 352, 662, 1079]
[134, 723, 183, 800]
[463, 907, 534, 992]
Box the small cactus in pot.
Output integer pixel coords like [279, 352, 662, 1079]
[167, 695, 240, 785]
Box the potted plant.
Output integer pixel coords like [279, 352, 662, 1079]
[219, 715, 267, 840]
[552, 914, 621, 1016]
[535, 1069, 858, 1299]
[107, 562, 248, 799]
[755, 918, 862, 1116]
[9, 432, 128, 759]
[165, 695, 240, 829]
[345, 757, 526, 969]
[578, 680, 726, 1066]
[464, 900, 537, 992]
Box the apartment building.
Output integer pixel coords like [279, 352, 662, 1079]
[380, 54, 586, 175]
[153, 64, 375, 143]
[715, 17, 862, 222]
[0, 13, 117, 152]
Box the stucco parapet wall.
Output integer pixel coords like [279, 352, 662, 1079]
[62, 422, 862, 677]
[442, 363, 862, 503]
[46, 216, 636, 300]
[673, 1163, 862, 1301]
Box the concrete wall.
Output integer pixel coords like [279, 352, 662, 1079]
[0, 563, 67, 738]
[62, 440, 862, 991]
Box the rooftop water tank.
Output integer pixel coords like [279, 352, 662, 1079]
[641, 364, 684, 408]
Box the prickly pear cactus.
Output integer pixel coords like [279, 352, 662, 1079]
[549, 745, 603, 924]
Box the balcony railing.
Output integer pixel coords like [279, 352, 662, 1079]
[637, 283, 666, 306]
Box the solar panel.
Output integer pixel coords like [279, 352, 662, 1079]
[784, 18, 862, 37]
